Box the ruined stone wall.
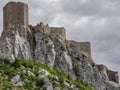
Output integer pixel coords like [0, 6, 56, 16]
[97, 65, 109, 79]
[3, 2, 28, 29]
[107, 70, 119, 83]
[78, 42, 91, 57]
[66, 40, 91, 57]
[97, 64, 119, 83]
[50, 27, 66, 40]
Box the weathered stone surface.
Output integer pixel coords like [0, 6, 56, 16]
[106, 81, 120, 90]
[42, 81, 53, 90]
[34, 30, 55, 67]
[54, 87, 60, 90]
[3, 1, 28, 29]
[98, 64, 119, 83]
[50, 27, 66, 40]
[107, 70, 119, 83]
[0, 1, 120, 90]
[11, 75, 23, 86]
[0, 24, 32, 62]
[0, 25, 31, 62]
[29, 24, 72, 72]
[50, 33, 72, 72]
[66, 40, 91, 57]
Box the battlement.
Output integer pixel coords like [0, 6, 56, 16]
[3, 1, 29, 29]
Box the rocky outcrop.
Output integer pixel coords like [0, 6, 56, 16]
[0, 1, 120, 90]
[0, 22, 119, 90]
[98, 64, 119, 83]
[28, 23, 73, 73]
[0, 24, 31, 63]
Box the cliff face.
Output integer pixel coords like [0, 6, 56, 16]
[0, 22, 120, 90]
[0, 1, 120, 90]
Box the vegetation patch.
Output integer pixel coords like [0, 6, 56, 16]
[0, 58, 94, 90]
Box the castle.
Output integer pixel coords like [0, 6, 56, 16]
[2, 1, 119, 84]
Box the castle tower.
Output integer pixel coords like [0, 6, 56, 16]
[3, 1, 29, 29]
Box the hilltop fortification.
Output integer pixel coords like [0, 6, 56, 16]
[0, 1, 120, 90]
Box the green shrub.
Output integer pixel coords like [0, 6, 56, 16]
[36, 78, 45, 87]
[2, 81, 13, 90]
[73, 65, 80, 76]
[24, 82, 33, 89]
[4, 65, 18, 78]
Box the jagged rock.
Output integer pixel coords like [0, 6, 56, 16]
[51, 75, 59, 81]
[39, 69, 51, 76]
[54, 87, 60, 90]
[0, 53, 15, 63]
[0, 1, 120, 90]
[106, 81, 120, 90]
[27, 70, 35, 76]
[50, 33, 72, 72]
[0, 25, 32, 63]
[34, 31, 55, 67]
[42, 81, 53, 90]
[69, 43, 107, 90]
[64, 81, 71, 88]
[11, 75, 23, 86]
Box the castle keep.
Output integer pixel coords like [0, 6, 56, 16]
[2, 1, 119, 84]
[3, 2, 28, 29]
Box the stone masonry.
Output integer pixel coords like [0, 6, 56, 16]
[66, 40, 91, 57]
[50, 27, 66, 40]
[97, 65, 119, 83]
[3, 1, 29, 29]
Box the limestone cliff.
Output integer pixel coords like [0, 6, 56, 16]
[0, 1, 120, 90]
[0, 22, 120, 90]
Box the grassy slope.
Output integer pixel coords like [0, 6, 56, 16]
[0, 59, 94, 90]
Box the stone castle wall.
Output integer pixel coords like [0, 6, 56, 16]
[3, 2, 28, 29]
[107, 70, 119, 83]
[66, 40, 91, 57]
[78, 42, 91, 57]
[97, 64, 119, 83]
[97, 65, 109, 80]
[50, 27, 66, 40]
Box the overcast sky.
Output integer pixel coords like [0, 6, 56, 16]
[0, 0, 120, 79]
